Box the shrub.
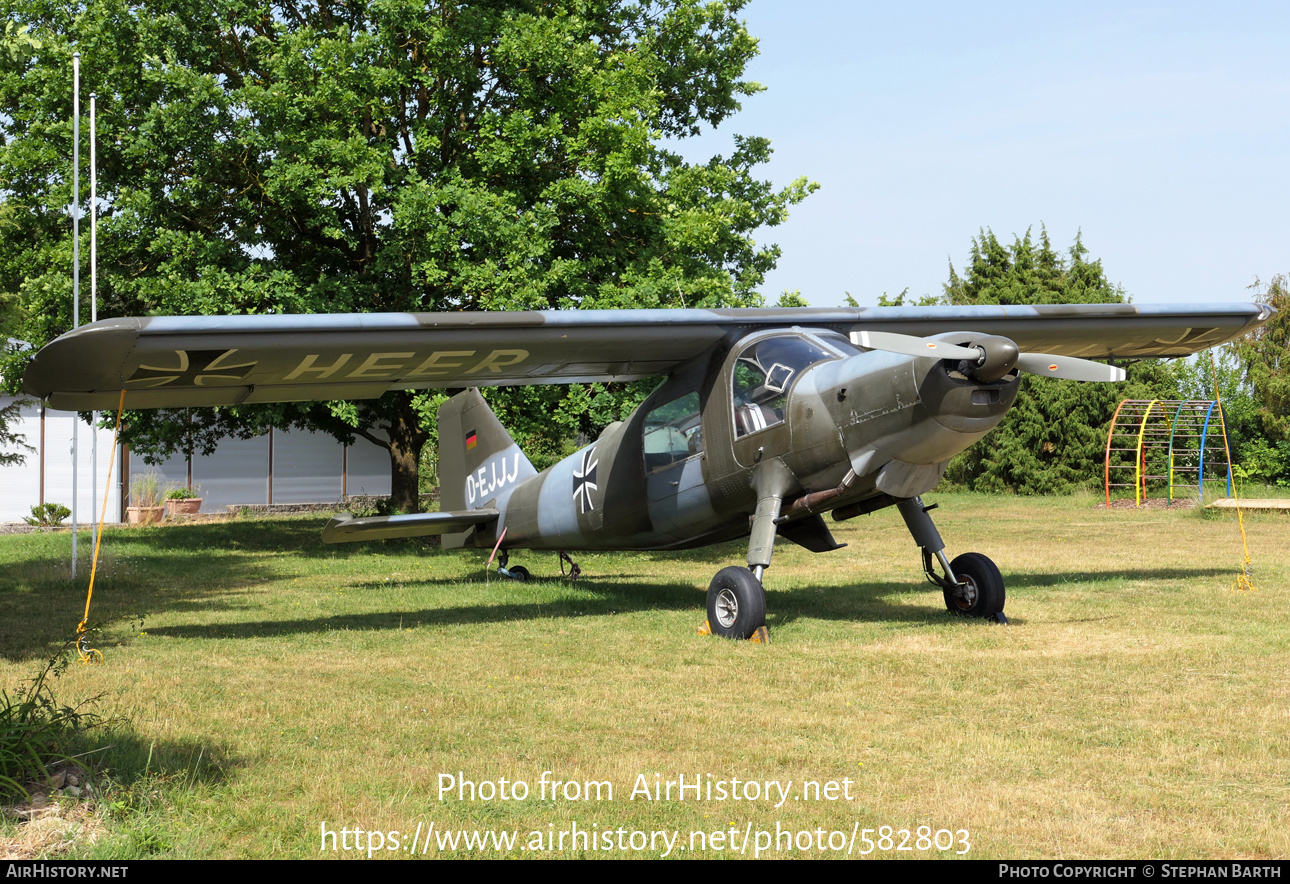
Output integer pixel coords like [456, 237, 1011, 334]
[23, 502, 71, 527]
[0, 647, 107, 801]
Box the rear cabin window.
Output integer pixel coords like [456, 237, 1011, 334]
[643, 391, 703, 472]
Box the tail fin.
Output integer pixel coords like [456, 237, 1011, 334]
[438, 388, 536, 514]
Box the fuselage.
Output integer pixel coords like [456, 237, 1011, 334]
[467, 328, 1020, 553]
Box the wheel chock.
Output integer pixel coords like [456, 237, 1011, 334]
[697, 619, 769, 643]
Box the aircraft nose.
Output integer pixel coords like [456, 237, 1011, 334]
[918, 359, 1021, 435]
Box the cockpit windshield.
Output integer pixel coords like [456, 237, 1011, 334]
[732, 334, 839, 437]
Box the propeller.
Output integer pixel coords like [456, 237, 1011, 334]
[849, 330, 1126, 383]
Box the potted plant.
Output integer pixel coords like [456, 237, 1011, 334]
[164, 484, 203, 517]
[127, 472, 165, 525]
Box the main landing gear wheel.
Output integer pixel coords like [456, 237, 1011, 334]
[706, 566, 766, 640]
[943, 552, 1004, 619]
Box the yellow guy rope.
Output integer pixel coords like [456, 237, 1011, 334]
[1206, 352, 1255, 592]
[78, 389, 126, 664]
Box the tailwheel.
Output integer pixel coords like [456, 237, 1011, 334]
[496, 551, 529, 582]
[706, 566, 767, 640]
[943, 552, 1005, 620]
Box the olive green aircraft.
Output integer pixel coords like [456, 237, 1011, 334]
[24, 302, 1273, 639]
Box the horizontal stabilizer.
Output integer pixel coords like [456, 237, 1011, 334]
[321, 509, 499, 544]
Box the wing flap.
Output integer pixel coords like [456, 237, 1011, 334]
[321, 509, 499, 544]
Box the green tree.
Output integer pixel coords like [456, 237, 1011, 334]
[0, 0, 814, 509]
[1173, 344, 1290, 487]
[942, 227, 1176, 493]
[944, 226, 1127, 307]
[842, 289, 943, 307]
[0, 398, 32, 466]
[1196, 274, 1290, 487]
[1237, 275, 1290, 443]
[876, 287, 944, 307]
[1, 232, 29, 466]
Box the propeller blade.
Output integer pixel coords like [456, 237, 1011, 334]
[850, 330, 980, 361]
[851, 329, 1125, 383]
[1016, 353, 1126, 382]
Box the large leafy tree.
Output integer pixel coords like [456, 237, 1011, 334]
[943, 227, 1178, 493]
[1171, 343, 1290, 487]
[1203, 274, 1290, 487]
[0, 0, 813, 509]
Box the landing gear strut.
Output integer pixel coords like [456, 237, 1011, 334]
[897, 496, 1006, 622]
[704, 479, 779, 641]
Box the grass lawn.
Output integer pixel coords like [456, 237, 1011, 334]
[1, 491, 1286, 859]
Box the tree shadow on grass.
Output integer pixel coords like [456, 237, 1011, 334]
[144, 577, 702, 639]
[84, 728, 240, 793]
[1001, 568, 1235, 590]
[0, 559, 285, 648]
[63, 730, 243, 858]
[133, 542, 1244, 643]
[2, 518, 1240, 655]
[77, 562, 1234, 645]
[0, 533, 292, 662]
[141, 573, 963, 641]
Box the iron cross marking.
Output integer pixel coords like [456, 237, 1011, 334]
[126, 349, 257, 388]
[572, 446, 599, 514]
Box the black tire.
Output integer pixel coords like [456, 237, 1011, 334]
[508, 565, 530, 583]
[706, 566, 766, 639]
[943, 553, 1004, 618]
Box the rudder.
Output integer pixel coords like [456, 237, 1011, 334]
[438, 388, 536, 515]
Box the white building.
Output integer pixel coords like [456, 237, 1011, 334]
[0, 395, 392, 523]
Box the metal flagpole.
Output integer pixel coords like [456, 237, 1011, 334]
[90, 92, 98, 552]
[71, 52, 80, 578]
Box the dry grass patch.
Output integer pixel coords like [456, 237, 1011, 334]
[2, 799, 105, 859]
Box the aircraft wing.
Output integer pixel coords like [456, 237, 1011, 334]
[321, 509, 499, 544]
[23, 303, 1274, 411]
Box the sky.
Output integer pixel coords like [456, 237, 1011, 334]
[669, 1, 1290, 308]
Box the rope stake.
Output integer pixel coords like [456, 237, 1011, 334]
[1206, 352, 1255, 592]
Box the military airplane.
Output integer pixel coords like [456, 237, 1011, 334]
[24, 302, 1273, 639]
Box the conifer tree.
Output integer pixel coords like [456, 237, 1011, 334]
[943, 228, 1176, 493]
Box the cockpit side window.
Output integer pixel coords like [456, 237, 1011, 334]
[732, 335, 835, 437]
[643, 391, 703, 472]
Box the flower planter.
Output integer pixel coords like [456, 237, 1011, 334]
[165, 498, 203, 516]
[127, 506, 165, 525]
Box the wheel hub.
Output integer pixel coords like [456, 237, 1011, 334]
[714, 587, 739, 628]
[954, 574, 978, 609]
